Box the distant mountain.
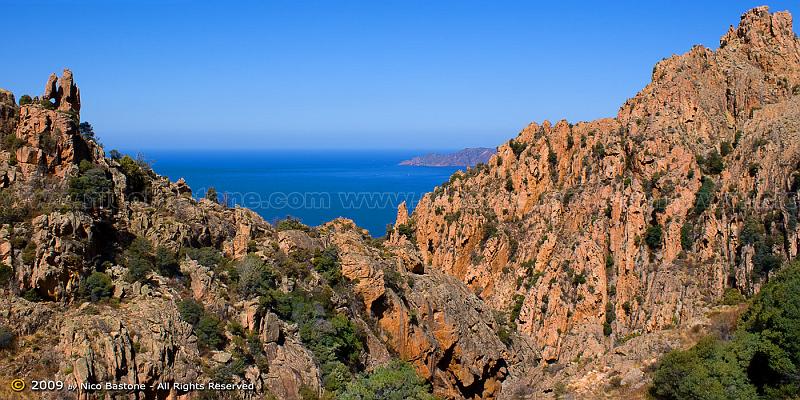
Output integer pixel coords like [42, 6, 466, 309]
[399, 147, 495, 167]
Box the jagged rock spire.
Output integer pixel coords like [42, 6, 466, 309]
[42, 68, 81, 114]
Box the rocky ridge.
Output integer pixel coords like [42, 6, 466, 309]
[0, 74, 537, 399]
[391, 6, 800, 396]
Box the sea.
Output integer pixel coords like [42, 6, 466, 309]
[138, 150, 462, 236]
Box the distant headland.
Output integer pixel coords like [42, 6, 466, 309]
[398, 147, 495, 167]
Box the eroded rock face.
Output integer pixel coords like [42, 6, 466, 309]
[399, 6, 800, 394]
[18, 212, 97, 301]
[0, 88, 17, 138]
[320, 220, 539, 399]
[43, 69, 81, 114]
[11, 70, 98, 180]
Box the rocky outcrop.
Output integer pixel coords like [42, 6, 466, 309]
[396, 6, 800, 394]
[0, 89, 16, 137]
[43, 69, 81, 114]
[8, 70, 98, 181]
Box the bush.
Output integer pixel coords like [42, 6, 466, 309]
[184, 247, 223, 269]
[196, 314, 226, 350]
[680, 222, 695, 251]
[178, 299, 205, 326]
[652, 198, 668, 214]
[593, 142, 606, 158]
[39, 99, 55, 110]
[703, 149, 724, 174]
[720, 141, 732, 157]
[124, 237, 155, 283]
[79, 122, 95, 141]
[118, 155, 148, 196]
[275, 217, 309, 232]
[68, 167, 113, 210]
[263, 287, 364, 391]
[509, 139, 527, 158]
[205, 187, 218, 203]
[18, 95, 33, 106]
[396, 222, 416, 244]
[0, 263, 12, 287]
[645, 224, 664, 250]
[651, 260, 800, 398]
[84, 271, 113, 301]
[650, 338, 756, 399]
[0, 324, 14, 349]
[340, 359, 435, 400]
[155, 246, 179, 277]
[721, 288, 745, 305]
[236, 254, 277, 298]
[693, 177, 715, 215]
[312, 247, 342, 285]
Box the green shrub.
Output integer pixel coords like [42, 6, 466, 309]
[396, 222, 416, 243]
[593, 142, 606, 158]
[78, 122, 95, 141]
[650, 338, 756, 399]
[84, 271, 113, 301]
[312, 247, 342, 285]
[680, 222, 695, 251]
[124, 237, 158, 283]
[275, 217, 309, 232]
[509, 139, 527, 158]
[22, 289, 41, 302]
[184, 247, 223, 269]
[236, 254, 277, 298]
[652, 198, 668, 214]
[651, 260, 800, 398]
[18, 95, 33, 106]
[118, 155, 148, 196]
[155, 246, 179, 277]
[68, 166, 113, 210]
[177, 298, 225, 350]
[0, 324, 15, 349]
[703, 149, 724, 175]
[0, 263, 12, 287]
[604, 302, 616, 336]
[693, 177, 715, 215]
[720, 141, 732, 157]
[263, 287, 364, 391]
[340, 359, 435, 400]
[196, 314, 225, 350]
[509, 294, 525, 323]
[178, 299, 205, 326]
[21, 241, 37, 265]
[39, 99, 55, 110]
[721, 288, 745, 305]
[740, 217, 765, 246]
[645, 224, 664, 250]
[205, 187, 218, 203]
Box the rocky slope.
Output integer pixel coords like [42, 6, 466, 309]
[1, 6, 799, 400]
[391, 6, 800, 397]
[0, 73, 538, 399]
[399, 148, 496, 167]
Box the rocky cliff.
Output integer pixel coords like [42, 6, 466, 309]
[392, 5, 800, 397]
[0, 74, 537, 399]
[1, 6, 799, 400]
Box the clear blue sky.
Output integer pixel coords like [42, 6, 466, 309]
[2, 1, 797, 150]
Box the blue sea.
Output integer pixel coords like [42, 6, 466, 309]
[139, 150, 461, 236]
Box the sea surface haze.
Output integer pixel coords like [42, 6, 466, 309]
[140, 149, 462, 235]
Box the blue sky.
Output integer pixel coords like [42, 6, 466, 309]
[2, 1, 797, 150]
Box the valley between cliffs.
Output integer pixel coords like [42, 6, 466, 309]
[0, 6, 799, 400]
